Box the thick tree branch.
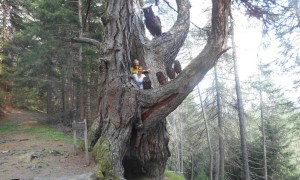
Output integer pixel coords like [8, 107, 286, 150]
[146, 0, 191, 64]
[139, 0, 231, 130]
[71, 37, 101, 48]
[140, 43, 219, 128]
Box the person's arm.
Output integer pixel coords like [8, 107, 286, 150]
[142, 69, 150, 73]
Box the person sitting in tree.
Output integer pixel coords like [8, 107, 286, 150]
[132, 67, 145, 146]
[130, 59, 140, 74]
[130, 62, 150, 146]
[130, 59, 150, 74]
[132, 66, 146, 89]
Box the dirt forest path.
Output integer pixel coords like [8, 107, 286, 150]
[0, 108, 96, 180]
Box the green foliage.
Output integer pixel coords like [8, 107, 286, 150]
[246, 122, 300, 180]
[164, 170, 186, 180]
[36, 0, 79, 26]
[5, 0, 76, 111]
[195, 169, 209, 180]
[166, 93, 201, 176]
[242, 64, 300, 179]
[11, 87, 46, 110]
[3, 0, 102, 119]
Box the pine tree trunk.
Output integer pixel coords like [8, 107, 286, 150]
[180, 119, 184, 174]
[197, 86, 213, 180]
[174, 118, 181, 173]
[259, 61, 268, 180]
[191, 154, 194, 180]
[231, 17, 251, 180]
[47, 87, 51, 115]
[61, 77, 66, 123]
[65, 42, 73, 124]
[86, 72, 92, 126]
[214, 66, 225, 180]
[77, 0, 83, 121]
[215, 151, 220, 180]
[1, 0, 9, 43]
[1, 0, 12, 104]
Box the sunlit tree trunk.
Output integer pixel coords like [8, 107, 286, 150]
[231, 17, 251, 180]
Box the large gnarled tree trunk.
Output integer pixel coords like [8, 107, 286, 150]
[74, 0, 230, 179]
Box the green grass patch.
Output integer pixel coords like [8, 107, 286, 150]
[0, 121, 20, 133]
[0, 120, 72, 143]
[23, 124, 73, 143]
[164, 170, 185, 180]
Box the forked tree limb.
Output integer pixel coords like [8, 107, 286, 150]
[138, 0, 231, 130]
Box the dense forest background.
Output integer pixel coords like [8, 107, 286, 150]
[1, 0, 300, 179]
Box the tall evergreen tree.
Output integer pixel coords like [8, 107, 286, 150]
[231, 15, 251, 180]
[3, 0, 101, 125]
[247, 63, 300, 179]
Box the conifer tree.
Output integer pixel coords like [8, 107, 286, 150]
[248, 63, 300, 179]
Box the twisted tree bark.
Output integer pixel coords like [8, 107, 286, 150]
[76, 0, 231, 179]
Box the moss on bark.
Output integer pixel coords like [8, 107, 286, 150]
[92, 139, 117, 179]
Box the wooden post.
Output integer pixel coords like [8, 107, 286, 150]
[72, 119, 90, 165]
[73, 120, 77, 155]
[84, 119, 90, 165]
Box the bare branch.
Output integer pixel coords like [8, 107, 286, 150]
[162, 0, 205, 31]
[71, 37, 101, 48]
